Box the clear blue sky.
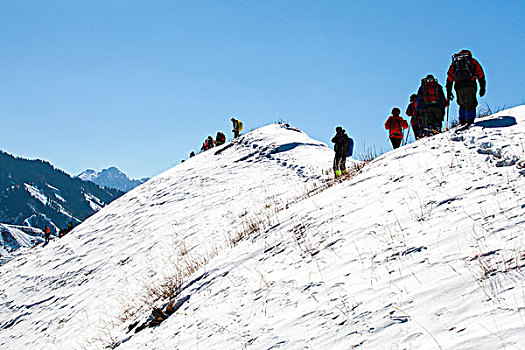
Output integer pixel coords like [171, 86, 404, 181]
[1, 0, 524, 179]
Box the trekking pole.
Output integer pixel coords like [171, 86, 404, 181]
[404, 124, 412, 146]
[446, 104, 450, 131]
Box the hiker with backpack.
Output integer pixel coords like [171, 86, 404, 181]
[406, 94, 422, 140]
[44, 226, 50, 245]
[205, 136, 215, 150]
[416, 75, 447, 136]
[231, 118, 243, 138]
[385, 108, 409, 149]
[331, 126, 352, 178]
[446, 49, 486, 127]
[215, 131, 226, 146]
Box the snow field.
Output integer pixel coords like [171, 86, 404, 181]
[1, 109, 524, 349]
[0, 124, 336, 349]
[118, 108, 524, 349]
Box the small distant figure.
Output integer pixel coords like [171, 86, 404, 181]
[446, 49, 486, 127]
[44, 226, 50, 245]
[201, 136, 215, 152]
[406, 94, 422, 140]
[215, 131, 226, 146]
[385, 107, 408, 149]
[189, 151, 195, 158]
[59, 221, 74, 238]
[206, 136, 215, 149]
[231, 118, 243, 138]
[416, 74, 447, 136]
[331, 126, 352, 178]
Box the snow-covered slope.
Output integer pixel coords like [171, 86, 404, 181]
[78, 167, 149, 192]
[0, 123, 334, 349]
[0, 224, 44, 265]
[1, 111, 524, 349]
[0, 152, 124, 264]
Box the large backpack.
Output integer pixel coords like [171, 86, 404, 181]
[216, 132, 225, 145]
[347, 138, 354, 157]
[452, 52, 474, 81]
[423, 81, 441, 104]
[389, 118, 403, 137]
[238, 120, 243, 131]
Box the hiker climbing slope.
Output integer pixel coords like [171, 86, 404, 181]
[331, 126, 352, 178]
[446, 49, 486, 127]
[44, 226, 50, 246]
[385, 108, 408, 149]
[406, 94, 422, 140]
[215, 131, 226, 146]
[416, 75, 447, 136]
[231, 118, 243, 138]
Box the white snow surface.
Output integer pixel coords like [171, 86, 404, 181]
[1, 116, 524, 349]
[24, 183, 48, 205]
[0, 224, 45, 265]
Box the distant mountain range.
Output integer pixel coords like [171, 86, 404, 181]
[0, 150, 123, 235]
[78, 167, 149, 192]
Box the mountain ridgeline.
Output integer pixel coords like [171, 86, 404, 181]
[0, 151, 124, 232]
[78, 167, 149, 192]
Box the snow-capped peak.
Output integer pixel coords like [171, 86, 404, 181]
[78, 166, 149, 192]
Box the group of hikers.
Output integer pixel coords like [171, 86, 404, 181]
[385, 49, 486, 149]
[188, 118, 243, 158]
[187, 49, 487, 180]
[334, 49, 486, 177]
[43, 221, 74, 246]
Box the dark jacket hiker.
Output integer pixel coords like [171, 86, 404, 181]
[231, 118, 243, 138]
[446, 49, 486, 126]
[416, 75, 446, 136]
[331, 126, 352, 178]
[215, 131, 226, 146]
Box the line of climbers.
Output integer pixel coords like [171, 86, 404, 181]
[385, 49, 486, 149]
[42, 221, 74, 246]
[185, 117, 243, 161]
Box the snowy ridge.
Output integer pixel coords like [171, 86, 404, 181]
[0, 123, 335, 349]
[1, 113, 524, 349]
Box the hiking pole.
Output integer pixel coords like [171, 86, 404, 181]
[446, 104, 450, 131]
[404, 124, 412, 146]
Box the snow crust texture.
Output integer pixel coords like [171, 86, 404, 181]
[1, 113, 525, 349]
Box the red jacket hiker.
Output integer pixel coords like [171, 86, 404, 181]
[385, 113, 408, 139]
[446, 50, 485, 92]
[385, 108, 408, 150]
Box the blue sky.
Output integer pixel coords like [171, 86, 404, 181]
[1, 0, 524, 178]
